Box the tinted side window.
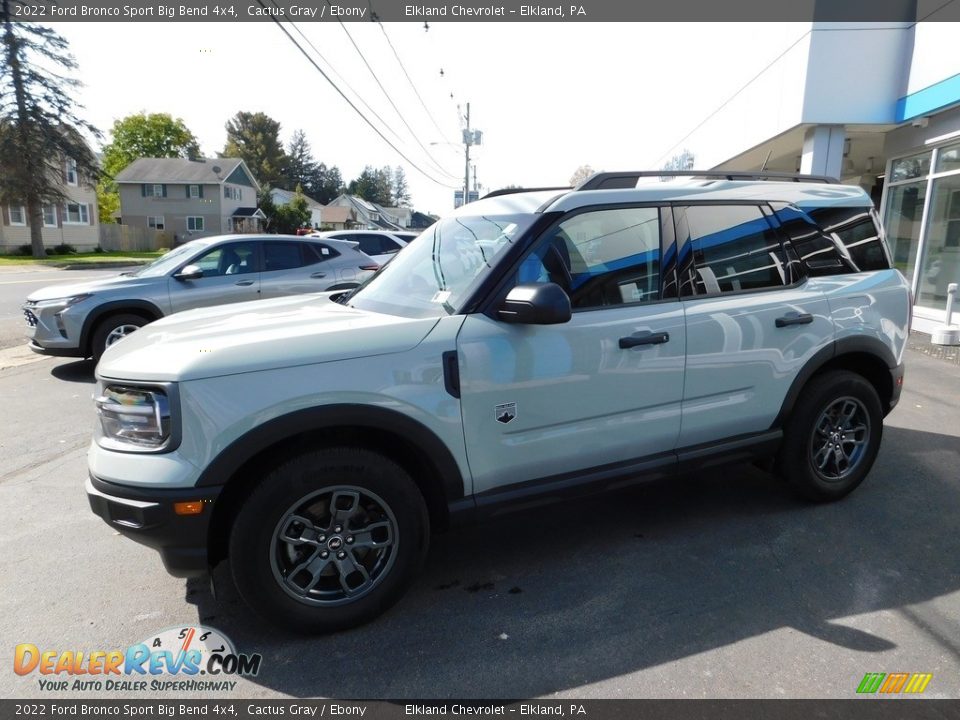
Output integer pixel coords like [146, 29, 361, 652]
[806, 206, 892, 271]
[676, 205, 788, 296]
[303, 243, 340, 265]
[263, 242, 304, 272]
[520, 207, 661, 310]
[193, 242, 257, 277]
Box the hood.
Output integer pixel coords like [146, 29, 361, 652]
[26, 273, 158, 302]
[97, 293, 440, 382]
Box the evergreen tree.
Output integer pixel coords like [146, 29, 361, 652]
[222, 111, 288, 188]
[313, 163, 344, 204]
[392, 166, 412, 207]
[0, 1, 101, 257]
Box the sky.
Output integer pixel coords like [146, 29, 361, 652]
[53, 21, 810, 215]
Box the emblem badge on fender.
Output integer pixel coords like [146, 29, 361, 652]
[495, 402, 517, 424]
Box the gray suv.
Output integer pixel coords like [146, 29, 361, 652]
[24, 234, 379, 360]
[86, 171, 910, 633]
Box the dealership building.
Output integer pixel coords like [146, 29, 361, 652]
[684, 20, 960, 333]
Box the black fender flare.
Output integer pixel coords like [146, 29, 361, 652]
[771, 336, 898, 429]
[80, 299, 164, 356]
[194, 403, 466, 503]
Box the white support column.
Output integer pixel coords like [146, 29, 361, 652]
[800, 125, 846, 178]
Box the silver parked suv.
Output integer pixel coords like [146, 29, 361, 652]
[24, 234, 378, 361]
[86, 171, 910, 633]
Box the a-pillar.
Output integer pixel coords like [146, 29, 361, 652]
[800, 125, 846, 178]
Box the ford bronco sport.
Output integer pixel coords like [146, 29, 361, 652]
[87, 171, 910, 633]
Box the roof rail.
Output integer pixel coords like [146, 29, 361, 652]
[576, 170, 838, 190]
[482, 186, 571, 199]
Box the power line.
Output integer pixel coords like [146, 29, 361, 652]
[325, 1, 461, 182]
[280, 16, 405, 147]
[257, 0, 458, 188]
[652, 21, 941, 167]
[376, 22, 458, 147]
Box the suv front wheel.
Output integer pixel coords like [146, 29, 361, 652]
[91, 312, 148, 361]
[777, 370, 883, 502]
[229, 447, 430, 633]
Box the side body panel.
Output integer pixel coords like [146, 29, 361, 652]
[456, 304, 686, 494]
[680, 284, 834, 446]
[814, 270, 911, 366]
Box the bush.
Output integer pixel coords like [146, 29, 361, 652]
[52, 243, 77, 255]
[93, 246, 104, 254]
[18, 244, 32, 256]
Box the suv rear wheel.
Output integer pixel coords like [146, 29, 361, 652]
[776, 370, 883, 501]
[229, 447, 429, 633]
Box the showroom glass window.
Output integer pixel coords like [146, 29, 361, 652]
[884, 141, 960, 312]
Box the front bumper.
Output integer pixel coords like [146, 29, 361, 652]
[23, 301, 85, 355]
[86, 474, 222, 578]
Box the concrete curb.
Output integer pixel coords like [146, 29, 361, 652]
[52, 261, 148, 270]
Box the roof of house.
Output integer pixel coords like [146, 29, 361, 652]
[114, 157, 254, 186]
[270, 188, 324, 210]
[231, 207, 266, 218]
[320, 206, 353, 224]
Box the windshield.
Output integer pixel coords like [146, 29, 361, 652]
[130, 242, 208, 278]
[348, 214, 536, 318]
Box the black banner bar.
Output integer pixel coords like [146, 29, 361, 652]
[4, 0, 960, 22]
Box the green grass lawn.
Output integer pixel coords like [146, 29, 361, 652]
[0, 251, 163, 267]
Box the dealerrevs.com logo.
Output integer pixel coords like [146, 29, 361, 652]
[14, 625, 262, 692]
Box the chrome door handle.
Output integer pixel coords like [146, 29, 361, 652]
[619, 331, 669, 349]
[776, 312, 813, 328]
[310, 272, 327, 279]
[234, 280, 255, 286]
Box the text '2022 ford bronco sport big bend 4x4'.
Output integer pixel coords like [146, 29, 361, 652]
[87, 171, 910, 633]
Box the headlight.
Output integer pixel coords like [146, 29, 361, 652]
[96, 385, 173, 451]
[32, 293, 93, 308]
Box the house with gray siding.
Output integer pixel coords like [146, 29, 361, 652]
[1, 154, 99, 253]
[115, 157, 265, 241]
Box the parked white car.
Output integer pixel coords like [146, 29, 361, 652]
[308, 229, 414, 266]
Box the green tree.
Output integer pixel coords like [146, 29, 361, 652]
[313, 163, 344, 204]
[0, 1, 101, 258]
[348, 165, 393, 206]
[285, 129, 320, 195]
[258, 184, 312, 234]
[223, 111, 288, 188]
[392, 166, 412, 207]
[98, 112, 201, 223]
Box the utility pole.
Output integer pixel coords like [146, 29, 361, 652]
[463, 102, 471, 206]
[456, 103, 481, 208]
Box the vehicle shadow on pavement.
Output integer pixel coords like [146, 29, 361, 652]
[184, 424, 960, 698]
[50, 359, 96, 383]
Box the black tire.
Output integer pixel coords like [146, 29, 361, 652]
[776, 370, 883, 502]
[229, 447, 429, 633]
[91, 312, 147, 361]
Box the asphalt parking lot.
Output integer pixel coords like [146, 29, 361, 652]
[1, 342, 958, 700]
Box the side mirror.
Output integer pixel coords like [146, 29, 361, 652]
[174, 264, 203, 281]
[497, 283, 571, 325]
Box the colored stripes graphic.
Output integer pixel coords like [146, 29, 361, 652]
[857, 672, 932, 694]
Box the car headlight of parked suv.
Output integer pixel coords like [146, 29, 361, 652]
[31, 293, 93, 310]
[95, 384, 179, 452]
